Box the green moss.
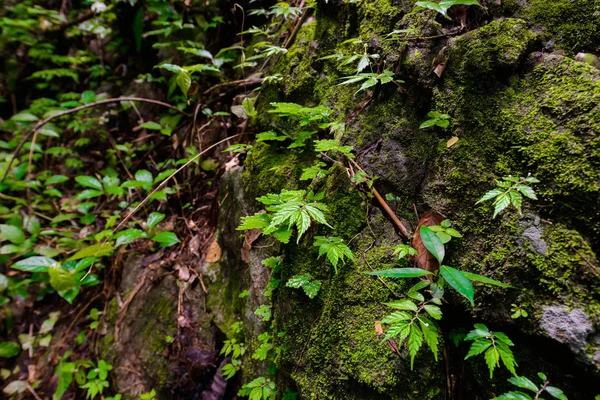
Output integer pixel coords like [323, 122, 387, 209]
[140, 295, 176, 387]
[525, 0, 600, 53]
[446, 19, 536, 81]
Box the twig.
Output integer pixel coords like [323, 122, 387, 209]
[2, 97, 190, 183]
[202, 78, 262, 95]
[115, 271, 148, 341]
[283, 7, 311, 49]
[25, 382, 42, 400]
[346, 158, 411, 240]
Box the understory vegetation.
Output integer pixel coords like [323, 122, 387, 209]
[0, 0, 598, 399]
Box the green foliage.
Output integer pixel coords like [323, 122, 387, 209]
[495, 373, 568, 400]
[313, 236, 354, 273]
[140, 389, 157, 400]
[337, 70, 397, 94]
[0, 342, 20, 358]
[477, 176, 539, 218]
[238, 376, 277, 400]
[414, 0, 482, 18]
[286, 274, 322, 298]
[464, 324, 517, 378]
[419, 111, 451, 129]
[511, 303, 529, 319]
[79, 360, 112, 399]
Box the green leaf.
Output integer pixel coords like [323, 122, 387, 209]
[135, 170, 153, 190]
[0, 225, 25, 245]
[507, 376, 538, 392]
[461, 271, 514, 288]
[476, 189, 503, 204]
[67, 243, 115, 261]
[11, 112, 39, 122]
[423, 304, 442, 320]
[115, 229, 145, 247]
[75, 189, 103, 200]
[440, 265, 474, 306]
[151, 231, 180, 247]
[46, 175, 69, 185]
[407, 323, 423, 370]
[494, 392, 533, 400]
[12, 256, 56, 272]
[272, 226, 293, 243]
[364, 268, 432, 278]
[384, 299, 418, 311]
[146, 212, 165, 229]
[49, 263, 75, 292]
[545, 386, 567, 400]
[237, 213, 271, 230]
[176, 71, 192, 98]
[484, 346, 499, 378]
[381, 311, 412, 323]
[464, 339, 491, 359]
[75, 176, 103, 191]
[302, 280, 321, 299]
[419, 226, 445, 263]
[313, 236, 354, 273]
[498, 343, 518, 376]
[0, 342, 21, 358]
[517, 184, 537, 200]
[493, 193, 511, 218]
[419, 316, 439, 361]
[139, 122, 162, 130]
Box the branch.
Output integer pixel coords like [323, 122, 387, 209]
[2, 97, 191, 183]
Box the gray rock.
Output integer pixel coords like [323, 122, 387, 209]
[522, 226, 547, 255]
[540, 305, 593, 360]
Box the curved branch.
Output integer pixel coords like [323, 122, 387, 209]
[2, 97, 191, 183]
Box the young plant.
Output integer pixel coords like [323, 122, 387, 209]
[419, 111, 451, 129]
[511, 303, 529, 319]
[337, 70, 398, 94]
[313, 236, 354, 273]
[477, 175, 539, 218]
[286, 274, 321, 299]
[238, 377, 277, 400]
[495, 373, 568, 400]
[464, 324, 517, 378]
[414, 0, 482, 19]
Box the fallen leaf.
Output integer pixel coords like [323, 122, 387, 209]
[447, 136, 459, 147]
[176, 264, 190, 281]
[412, 211, 444, 273]
[204, 239, 222, 263]
[241, 229, 262, 263]
[375, 321, 384, 337]
[188, 235, 201, 258]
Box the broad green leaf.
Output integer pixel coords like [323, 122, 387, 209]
[545, 386, 567, 400]
[75, 189, 103, 200]
[364, 268, 432, 278]
[67, 243, 115, 261]
[11, 112, 38, 122]
[151, 231, 180, 247]
[476, 188, 503, 204]
[58, 287, 80, 304]
[0, 342, 20, 358]
[440, 265, 474, 306]
[115, 229, 145, 247]
[381, 311, 412, 323]
[49, 263, 75, 292]
[146, 212, 165, 229]
[176, 71, 192, 98]
[158, 63, 185, 73]
[494, 392, 533, 400]
[238, 213, 271, 230]
[384, 299, 418, 311]
[286, 274, 311, 288]
[493, 194, 511, 218]
[420, 226, 445, 263]
[75, 176, 103, 191]
[507, 376, 538, 392]
[46, 175, 69, 185]
[462, 271, 514, 288]
[135, 170, 153, 190]
[139, 122, 162, 130]
[12, 256, 56, 272]
[383, 320, 409, 341]
[0, 225, 25, 245]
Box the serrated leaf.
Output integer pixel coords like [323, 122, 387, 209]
[484, 346, 499, 378]
[419, 316, 439, 361]
[476, 189, 503, 204]
[12, 256, 56, 272]
[408, 323, 423, 370]
[272, 226, 293, 243]
[237, 213, 271, 230]
[383, 320, 409, 341]
[494, 392, 533, 400]
[313, 236, 353, 273]
[464, 339, 491, 359]
[423, 304, 442, 320]
[302, 280, 321, 299]
[498, 343, 518, 376]
[517, 184, 537, 200]
[493, 194, 511, 218]
[381, 311, 412, 324]
[440, 265, 474, 306]
[364, 268, 432, 278]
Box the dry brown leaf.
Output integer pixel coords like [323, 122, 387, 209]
[447, 136, 459, 148]
[204, 239, 222, 263]
[241, 229, 262, 263]
[375, 321, 384, 337]
[412, 210, 444, 273]
[188, 235, 201, 258]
